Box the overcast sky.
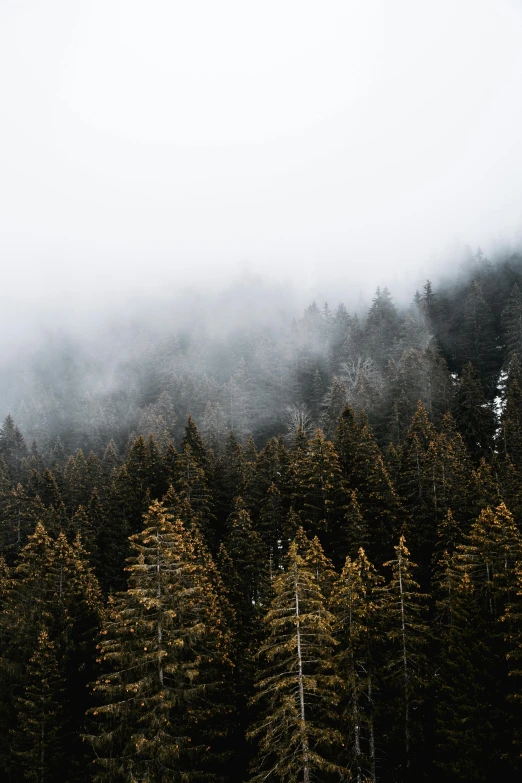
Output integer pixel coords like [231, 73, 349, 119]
[1, 0, 522, 322]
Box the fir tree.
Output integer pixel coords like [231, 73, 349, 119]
[336, 406, 402, 565]
[498, 353, 522, 466]
[434, 563, 495, 782]
[330, 548, 384, 783]
[11, 628, 66, 783]
[461, 280, 498, 396]
[502, 282, 522, 360]
[381, 536, 429, 780]
[454, 362, 495, 460]
[291, 429, 346, 548]
[248, 540, 346, 783]
[88, 500, 233, 782]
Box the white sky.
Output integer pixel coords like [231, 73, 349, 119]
[1, 0, 522, 317]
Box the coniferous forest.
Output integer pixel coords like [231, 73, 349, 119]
[4, 251, 522, 782]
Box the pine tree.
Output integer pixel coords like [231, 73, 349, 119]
[258, 481, 286, 578]
[291, 429, 346, 548]
[88, 500, 233, 782]
[303, 534, 337, 600]
[457, 503, 522, 616]
[0, 414, 28, 480]
[454, 503, 522, 775]
[454, 362, 495, 460]
[502, 559, 522, 759]
[97, 473, 132, 593]
[248, 539, 346, 782]
[381, 536, 429, 779]
[181, 415, 211, 472]
[11, 628, 66, 783]
[321, 377, 349, 440]
[334, 489, 369, 565]
[336, 406, 402, 565]
[3, 523, 102, 781]
[173, 443, 215, 548]
[461, 280, 499, 396]
[0, 483, 44, 561]
[502, 282, 522, 360]
[498, 353, 522, 466]
[222, 497, 266, 632]
[364, 287, 401, 368]
[434, 561, 495, 782]
[3, 521, 57, 662]
[64, 451, 88, 514]
[330, 548, 384, 783]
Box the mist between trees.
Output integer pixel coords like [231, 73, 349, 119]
[2, 248, 522, 781]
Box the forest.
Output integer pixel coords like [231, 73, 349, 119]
[3, 249, 522, 782]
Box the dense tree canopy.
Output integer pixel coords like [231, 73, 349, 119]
[2, 254, 522, 781]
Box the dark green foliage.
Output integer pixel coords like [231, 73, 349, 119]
[502, 283, 522, 360]
[381, 537, 429, 779]
[4, 259, 522, 781]
[435, 566, 495, 782]
[330, 548, 384, 782]
[336, 405, 402, 565]
[461, 280, 499, 396]
[454, 362, 495, 460]
[11, 628, 66, 783]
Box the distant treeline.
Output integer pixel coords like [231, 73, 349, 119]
[6, 248, 522, 457]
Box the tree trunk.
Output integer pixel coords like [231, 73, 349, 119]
[295, 572, 311, 783]
[398, 552, 410, 768]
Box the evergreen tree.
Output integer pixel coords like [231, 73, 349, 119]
[258, 481, 286, 578]
[11, 628, 66, 783]
[498, 353, 522, 466]
[248, 539, 345, 782]
[454, 362, 495, 460]
[88, 500, 233, 782]
[364, 287, 401, 368]
[330, 548, 384, 783]
[291, 429, 346, 549]
[381, 536, 429, 780]
[454, 503, 522, 776]
[336, 406, 402, 565]
[502, 282, 522, 360]
[434, 562, 495, 782]
[222, 497, 266, 632]
[0, 414, 28, 479]
[461, 280, 498, 395]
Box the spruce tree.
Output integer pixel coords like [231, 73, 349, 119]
[88, 500, 233, 782]
[454, 503, 522, 775]
[11, 628, 66, 783]
[336, 406, 402, 566]
[502, 282, 522, 360]
[381, 536, 429, 780]
[498, 354, 522, 467]
[434, 561, 495, 782]
[248, 539, 346, 782]
[461, 280, 498, 396]
[291, 428, 346, 548]
[454, 362, 495, 460]
[330, 548, 384, 783]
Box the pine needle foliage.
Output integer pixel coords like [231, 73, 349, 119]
[87, 500, 233, 782]
[248, 539, 347, 783]
[11, 628, 65, 783]
[330, 548, 385, 783]
[382, 536, 429, 777]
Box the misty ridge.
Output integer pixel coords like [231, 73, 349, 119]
[3, 244, 521, 461]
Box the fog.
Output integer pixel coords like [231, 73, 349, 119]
[1, 0, 522, 328]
